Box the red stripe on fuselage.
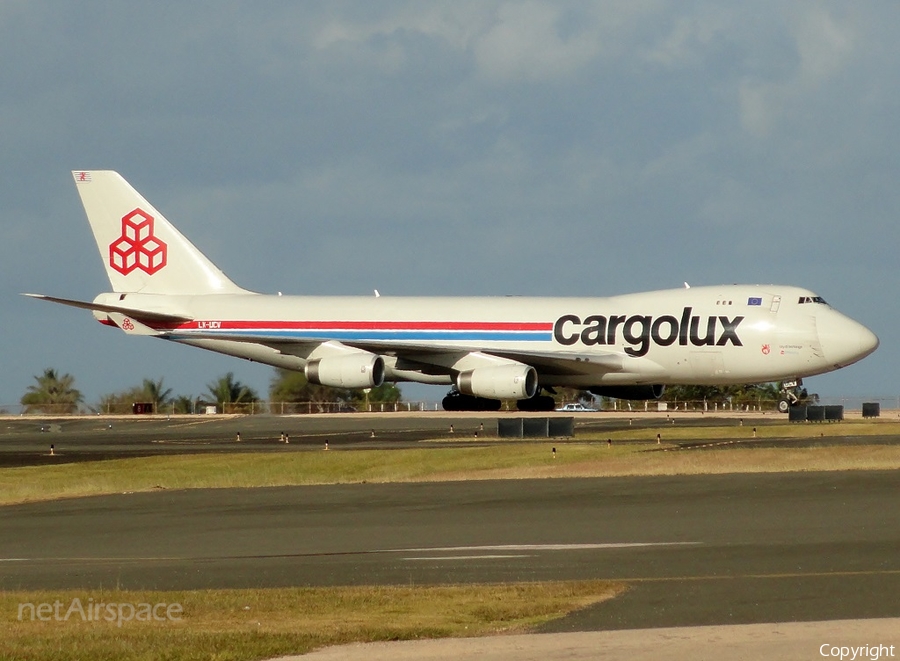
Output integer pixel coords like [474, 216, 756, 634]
[163, 320, 553, 332]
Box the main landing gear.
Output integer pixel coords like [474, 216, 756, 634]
[516, 393, 556, 412]
[441, 390, 501, 411]
[440, 388, 557, 412]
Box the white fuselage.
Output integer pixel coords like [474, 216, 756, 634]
[95, 283, 879, 389]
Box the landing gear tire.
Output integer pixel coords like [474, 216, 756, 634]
[777, 397, 791, 414]
[442, 393, 501, 412]
[517, 395, 555, 412]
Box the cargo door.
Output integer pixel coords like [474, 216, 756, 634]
[689, 351, 726, 380]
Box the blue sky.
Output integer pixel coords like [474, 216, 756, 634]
[3, 2, 898, 408]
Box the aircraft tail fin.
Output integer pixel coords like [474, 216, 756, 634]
[72, 171, 250, 295]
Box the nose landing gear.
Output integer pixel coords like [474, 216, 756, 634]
[777, 379, 810, 413]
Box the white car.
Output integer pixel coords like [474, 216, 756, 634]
[555, 402, 598, 412]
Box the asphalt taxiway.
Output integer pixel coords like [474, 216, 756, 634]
[0, 414, 469, 467]
[2, 469, 899, 630]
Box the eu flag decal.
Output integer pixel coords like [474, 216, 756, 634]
[747, 297, 763, 306]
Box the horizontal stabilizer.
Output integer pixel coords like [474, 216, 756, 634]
[22, 293, 193, 323]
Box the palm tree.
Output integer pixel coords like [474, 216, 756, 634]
[21, 368, 83, 414]
[206, 373, 259, 412]
[141, 378, 173, 413]
[172, 394, 196, 414]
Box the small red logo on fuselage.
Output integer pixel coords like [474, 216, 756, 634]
[109, 209, 168, 275]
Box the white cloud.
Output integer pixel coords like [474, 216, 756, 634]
[737, 7, 856, 136]
[738, 80, 779, 136]
[644, 11, 729, 68]
[795, 7, 854, 82]
[473, 2, 602, 81]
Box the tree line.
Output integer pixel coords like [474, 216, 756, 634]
[19, 367, 785, 414]
[18, 368, 401, 414]
[536, 383, 786, 409]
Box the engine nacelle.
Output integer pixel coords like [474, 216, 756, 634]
[457, 364, 538, 400]
[589, 384, 665, 400]
[306, 353, 385, 389]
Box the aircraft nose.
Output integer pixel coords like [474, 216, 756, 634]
[858, 323, 880, 357]
[819, 314, 879, 368]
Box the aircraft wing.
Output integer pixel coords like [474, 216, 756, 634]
[476, 347, 624, 375]
[159, 328, 626, 377]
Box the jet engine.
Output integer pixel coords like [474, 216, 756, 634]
[457, 364, 538, 400]
[306, 352, 385, 389]
[589, 384, 665, 400]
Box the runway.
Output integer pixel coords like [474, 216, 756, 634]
[2, 471, 899, 630]
[0, 414, 467, 467]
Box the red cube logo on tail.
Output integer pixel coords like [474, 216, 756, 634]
[109, 209, 168, 275]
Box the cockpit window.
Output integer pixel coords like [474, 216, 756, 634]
[798, 296, 827, 304]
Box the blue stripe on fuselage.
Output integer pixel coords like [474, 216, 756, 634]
[170, 330, 553, 342]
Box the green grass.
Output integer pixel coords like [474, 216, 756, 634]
[0, 445, 636, 504]
[1, 582, 625, 661]
[578, 419, 900, 442]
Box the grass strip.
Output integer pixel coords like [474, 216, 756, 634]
[0, 581, 625, 661]
[576, 419, 900, 442]
[1, 444, 900, 507]
[3, 420, 900, 506]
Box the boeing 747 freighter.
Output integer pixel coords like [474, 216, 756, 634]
[25, 171, 879, 411]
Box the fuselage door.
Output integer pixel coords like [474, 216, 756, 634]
[806, 314, 825, 359]
[689, 351, 726, 380]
